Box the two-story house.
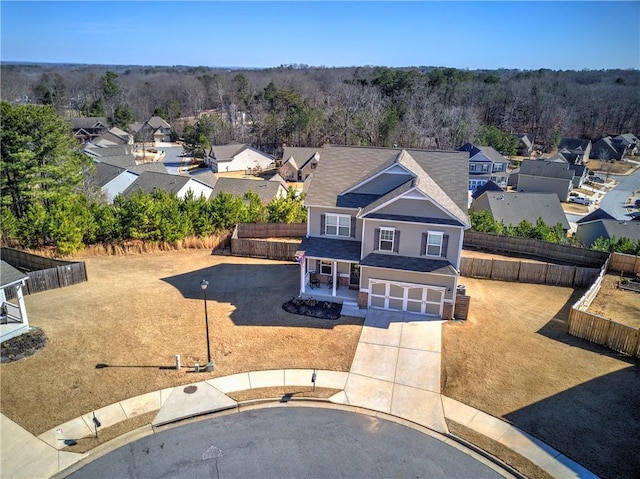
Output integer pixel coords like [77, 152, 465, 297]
[458, 143, 509, 191]
[295, 146, 469, 319]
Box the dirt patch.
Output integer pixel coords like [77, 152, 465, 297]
[442, 277, 640, 479]
[0, 251, 362, 435]
[588, 273, 640, 328]
[0, 328, 47, 364]
[282, 298, 342, 320]
[585, 159, 638, 175]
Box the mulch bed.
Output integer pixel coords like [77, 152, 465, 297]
[1, 328, 48, 364]
[282, 298, 342, 320]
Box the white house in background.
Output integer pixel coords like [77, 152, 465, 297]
[207, 143, 274, 173]
[1, 261, 30, 344]
[122, 171, 214, 199]
[93, 161, 139, 203]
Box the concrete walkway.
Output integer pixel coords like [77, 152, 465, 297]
[1, 309, 598, 479]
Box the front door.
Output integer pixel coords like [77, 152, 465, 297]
[349, 264, 360, 290]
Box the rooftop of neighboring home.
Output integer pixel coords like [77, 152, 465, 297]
[83, 144, 132, 158]
[210, 177, 286, 203]
[281, 147, 321, 169]
[558, 138, 591, 152]
[471, 180, 504, 200]
[122, 171, 195, 197]
[578, 219, 640, 243]
[70, 117, 108, 130]
[613, 133, 639, 146]
[458, 143, 508, 163]
[305, 146, 469, 225]
[209, 143, 250, 161]
[93, 154, 137, 169]
[518, 159, 575, 180]
[93, 161, 132, 187]
[0, 261, 28, 288]
[576, 208, 616, 224]
[472, 191, 570, 230]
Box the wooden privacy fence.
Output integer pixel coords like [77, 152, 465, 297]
[231, 223, 305, 261]
[566, 254, 640, 358]
[1, 247, 88, 298]
[463, 231, 609, 268]
[459, 256, 599, 288]
[609, 252, 640, 274]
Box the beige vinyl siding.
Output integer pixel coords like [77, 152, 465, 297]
[307, 206, 361, 239]
[363, 219, 462, 266]
[360, 266, 457, 300]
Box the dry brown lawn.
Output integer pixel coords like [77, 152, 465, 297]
[443, 277, 640, 479]
[585, 159, 639, 175]
[588, 273, 640, 328]
[0, 250, 363, 435]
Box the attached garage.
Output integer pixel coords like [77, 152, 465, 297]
[368, 279, 445, 316]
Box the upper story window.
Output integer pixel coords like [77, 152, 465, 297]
[469, 164, 477, 172]
[325, 213, 351, 237]
[493, 163, 505, 172]
[426, 232, 443, 256]
[379, 227, 395, 251]
[481, 163, 490, 172]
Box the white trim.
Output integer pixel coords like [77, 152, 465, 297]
[425, 231, 444, 257]
[378, 226, 395, 252]
[325, 213, 351, 237]
[368, 279, 445, 316]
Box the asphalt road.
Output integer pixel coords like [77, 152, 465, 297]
[161, 146, 187, 175]
[599, 167, 640, 219]
[67, 407, 506, 479]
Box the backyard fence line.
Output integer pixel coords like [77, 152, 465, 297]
[463, 231, 609, 268]
[231, 224, 304, 261]
[459, 256, 598, 288]
[1, 247, 88, 298]
[567, 254, 640, 358]
[608, 252, 640, 274]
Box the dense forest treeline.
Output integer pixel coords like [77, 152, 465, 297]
[2, 63, 639, 156]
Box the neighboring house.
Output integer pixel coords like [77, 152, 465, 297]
[207, 143, 274, 173]
[70, 117, 108, 144]
[613, 133, 639, 155]
[514, 134, 534, 157]
[471, 180, 504, 200]
[210, 177, 288, 203]
[278, 147, 320, 182]
[575, 219, 640, 248]
[296, 146, 469, 319]
[132, 116, 172, 144]
[557, 138, 592, 164]
[458, 143, 509, 191]
[92, 161, 139, 203]
[516, 160, 575, 202]
[123, 171, 214, 199]
[547, 151, 588, 188]
[83, 144, 133, 158]
[470, 191, 570, 233]
[91, 130, 130, 148]
[109, 126, 134, 144]
[590, 137, 626, 161]
[0, 261, 29, 344]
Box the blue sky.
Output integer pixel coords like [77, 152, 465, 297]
[1, 1, 639, 70]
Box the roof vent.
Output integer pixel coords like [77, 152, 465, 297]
[497, 195, 505, 200]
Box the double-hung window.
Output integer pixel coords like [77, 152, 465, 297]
[325, 214, 351, 237]
[426, 232, 443, 256]
[379, 227, 395, 251]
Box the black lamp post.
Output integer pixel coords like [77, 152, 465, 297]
[200, 280, 213, 371]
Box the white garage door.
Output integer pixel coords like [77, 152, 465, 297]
[368, 280, 445, 316]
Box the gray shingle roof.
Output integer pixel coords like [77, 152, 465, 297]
[96, 155, 137, 169]
[146, 116, 171, 129]
[210, 143, 248, 161]
[127, 162, 168, 174]
[94, 161, 127, 187]
[1, 261, 28, 288]
[471, 180, 504, 200]
[281, 147, 320, 168]
[473, 191, 570, 230]
[297, 236, 362, 262]
[211, 177, 285, 203]
[519, 160, 575, 180]
[477, 146, 508, 163]
[576, 208, 616, 224]
[305, 146, 469, 217]
[360, 253, 457, 275]
[365, 213, 464, 226]
[93, 131, 129, 147]
[123, 171, 191, 197]
[84, 145, 132, 157]
[70, 117, 108, 129]
[558, 138, 591, 151]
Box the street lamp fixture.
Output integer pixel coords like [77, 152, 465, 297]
[200, 280, 213, 372]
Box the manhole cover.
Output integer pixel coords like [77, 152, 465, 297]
[184, 385, 198, 394]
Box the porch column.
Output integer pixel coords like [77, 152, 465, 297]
[15, 283, 28, 326]
[300, 260, 306, 295]
[332, 261, 337, 297]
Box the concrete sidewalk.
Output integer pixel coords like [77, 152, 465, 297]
[2, 310, 598, 479]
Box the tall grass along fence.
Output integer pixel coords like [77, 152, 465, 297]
[1, 247, 87, 298]
[463, 231, 609, 268]
[459, 256, 599, 288]
[230, 223, 305, 261]
[567, 253, 640, 358]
